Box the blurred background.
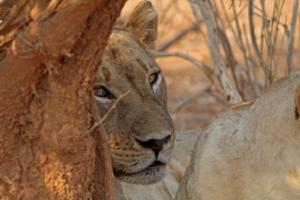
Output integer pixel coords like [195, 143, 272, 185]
[120, 0, 300, 131]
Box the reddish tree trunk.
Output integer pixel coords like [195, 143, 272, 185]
[0, 0, 126, 199]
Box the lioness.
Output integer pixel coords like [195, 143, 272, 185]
[176, 71, 300, 200]
[95, 1, 174, 185]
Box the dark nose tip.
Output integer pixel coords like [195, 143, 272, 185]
[136, 135, 171, 157]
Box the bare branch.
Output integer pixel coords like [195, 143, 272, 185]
[156, 51, 212, 74]
[249, 0, 273, 86]
[287, 0, 299, 74]
[171, 85, 226, 113]
[101, 91, 130, 123]
[89, 91, 131, 133]
[171, 86, 210, 113]
[187, 0, 242, 104]
[159, 0, 177, 23]
[157, 21, 200, 51]
[231, 1, 258, 97]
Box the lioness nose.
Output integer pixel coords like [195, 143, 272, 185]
[136, 135, 171, 157]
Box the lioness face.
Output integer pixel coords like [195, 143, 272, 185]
[95, 1, 175, 184]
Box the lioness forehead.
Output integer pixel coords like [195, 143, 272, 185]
[102, 30, 156, 69]
[96, 29, 159, 94]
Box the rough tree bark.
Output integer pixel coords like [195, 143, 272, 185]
[0, 0, 126, 199]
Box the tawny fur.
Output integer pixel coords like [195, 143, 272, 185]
[95, 1, 175, 185]
[176, 71, 300, 200]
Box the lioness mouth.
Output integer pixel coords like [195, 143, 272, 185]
[114, 161, 166, 177]
[149, 160, 165, 167]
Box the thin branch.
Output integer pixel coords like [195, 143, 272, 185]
[188, 0, 242, 104]
[89, 91, 130, 133]
[171, 85, 226, 113]
[223, 3, 247, 30]
[217, 28, 241, 92]
[287, 0, 299, 74]
[171, 86, 210, 113]
[155, 51, 213, 79]
[157, 21, 200, 51]
[252, 12, 288, 31]
[159, 0, 177, 23]
[249, 0, 273, 86]
[266, 0, 285, 77]
[230, 1, 258, 97]
[243, 29, 261, 96]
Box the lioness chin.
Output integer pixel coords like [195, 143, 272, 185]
[94, 1, 175, 185]
[176, 71, 300, 200]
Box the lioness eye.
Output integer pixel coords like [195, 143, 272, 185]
[94, 86, 115, 99]
[149, 72, 160, 86]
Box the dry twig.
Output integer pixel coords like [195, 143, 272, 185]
[157, 21, 201, 51]
[188, 0, 242, 104]
[287, 0, 299, 74]
[89, 91, 130, 133]
[155, 51, 213, 78]
[249, 0, 273, 86]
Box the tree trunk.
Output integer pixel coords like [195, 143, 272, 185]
[0, 0, 126, 199]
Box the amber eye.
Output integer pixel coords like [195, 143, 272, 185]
[149, 72, 160, 86]
[94, 86, 115, 99]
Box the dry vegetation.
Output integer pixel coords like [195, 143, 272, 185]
[122, 0, 300, 131]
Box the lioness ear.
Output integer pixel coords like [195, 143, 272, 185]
[295, 86, 300, 119]
[126, 0, 158, 50]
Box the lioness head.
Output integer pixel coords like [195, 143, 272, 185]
[95, 1, 175, 184]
